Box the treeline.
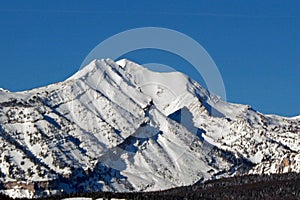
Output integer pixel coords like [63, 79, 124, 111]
[1, 172, 300, 200]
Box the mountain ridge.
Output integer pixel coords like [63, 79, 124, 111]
[0, 58, 299, 198]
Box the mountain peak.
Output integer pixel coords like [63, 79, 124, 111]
[67, 58, 111, 81]
[0, 58, 299, 198]
[116, 58, 131, 68]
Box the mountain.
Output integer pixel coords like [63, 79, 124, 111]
[0, 59, 299, 198]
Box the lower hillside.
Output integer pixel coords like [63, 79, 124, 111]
[1, 172, 299, 200]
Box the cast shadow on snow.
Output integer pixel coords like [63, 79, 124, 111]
[96, 106, 209, 172]
[87, 107, 218, 192]
[97, 123, 163, 171]
[194, 92, 225, 118]
[168, 106, 206, 141]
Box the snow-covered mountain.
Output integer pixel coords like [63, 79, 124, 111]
[0, 59, 299, 198]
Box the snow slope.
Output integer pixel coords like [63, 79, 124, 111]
[0, 59, 299, 198]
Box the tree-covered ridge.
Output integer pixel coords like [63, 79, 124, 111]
[1, 172, 298, 200]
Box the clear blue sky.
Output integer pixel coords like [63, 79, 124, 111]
[0, 0, 299, 117]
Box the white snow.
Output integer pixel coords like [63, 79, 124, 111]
[0, 58, 299, 198]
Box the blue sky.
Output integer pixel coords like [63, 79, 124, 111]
[0, 0, 299, 117]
